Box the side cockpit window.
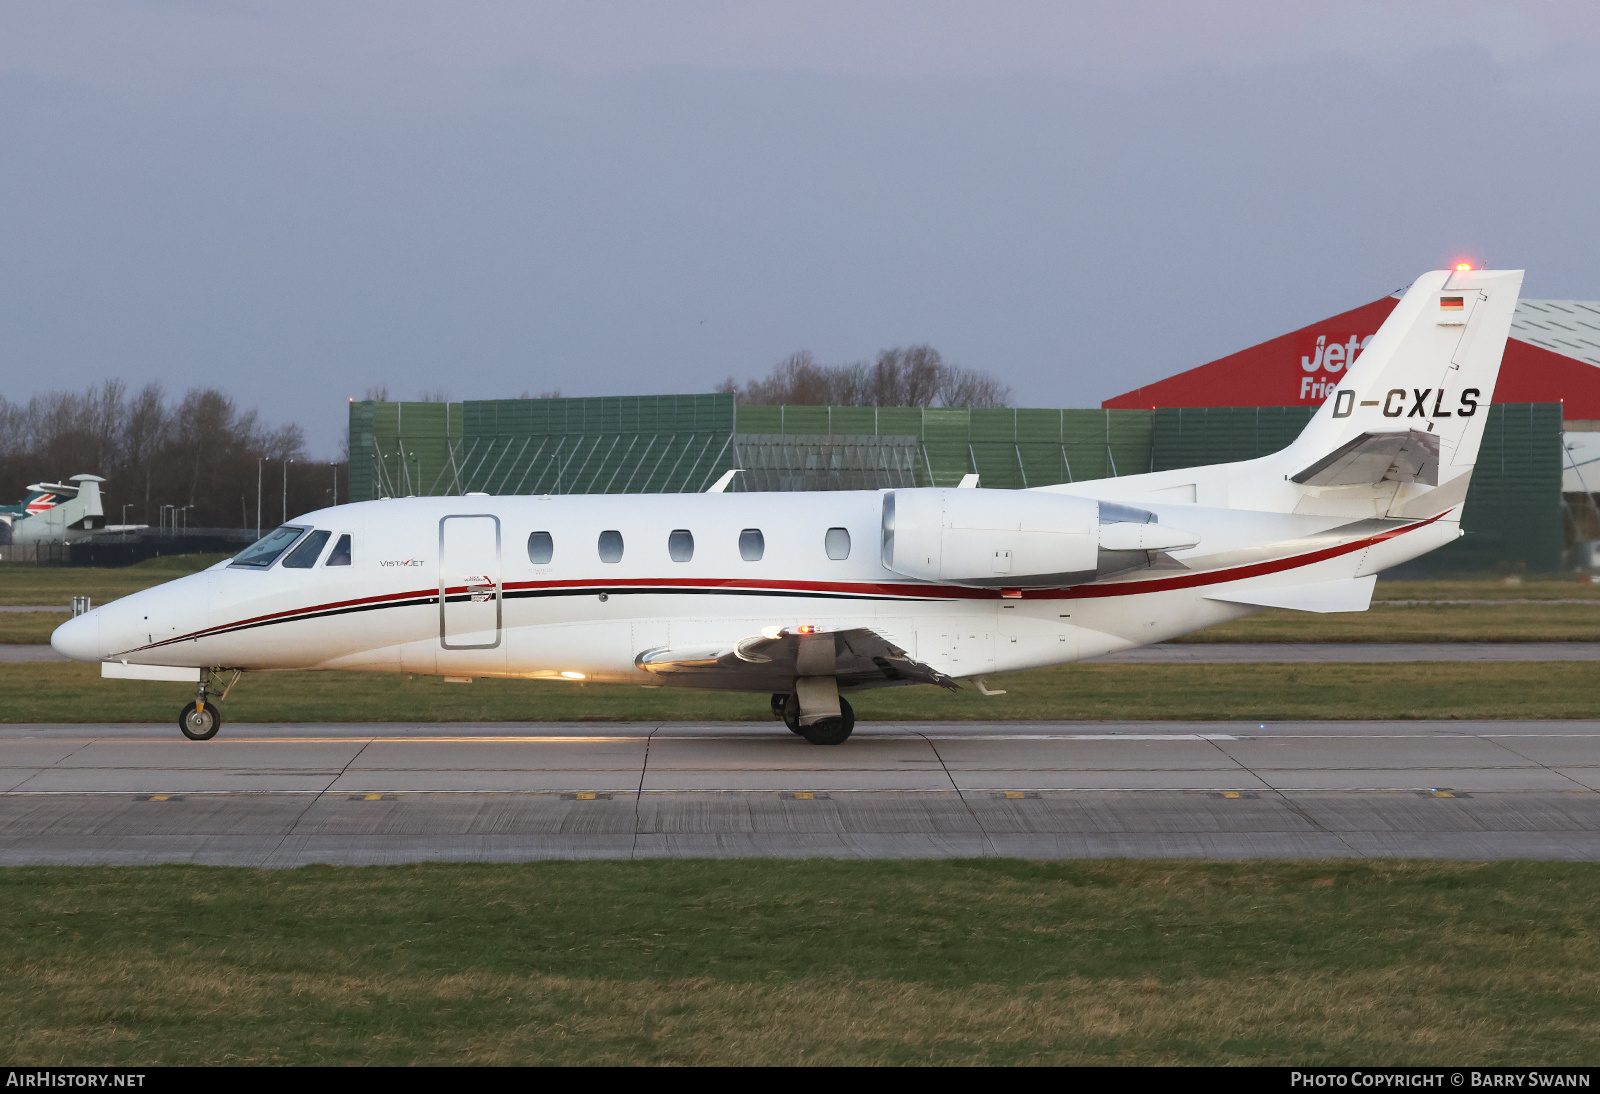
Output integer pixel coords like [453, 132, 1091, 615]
[230, 525, 307, 568]
[282, 529, 331, 568]
[325, 533, 352, 566]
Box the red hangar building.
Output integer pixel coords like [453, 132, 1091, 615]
[1104, 291, 1600, 571]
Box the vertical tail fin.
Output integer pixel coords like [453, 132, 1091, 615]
[1277, 268, 1524, 504]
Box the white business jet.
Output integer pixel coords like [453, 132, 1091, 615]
[53, 268, 1522, 744]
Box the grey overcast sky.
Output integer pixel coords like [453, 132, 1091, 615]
[3, 1, 1599, 455]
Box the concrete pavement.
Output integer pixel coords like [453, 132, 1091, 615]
[3, 719, 1596, 865]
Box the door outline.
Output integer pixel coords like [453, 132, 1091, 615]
[438, 514, 502, 650]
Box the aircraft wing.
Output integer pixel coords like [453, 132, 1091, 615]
[1290, 429, 1440, 487]
[634, 627, 959, 693]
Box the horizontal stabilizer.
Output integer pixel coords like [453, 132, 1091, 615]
[1291, 429, 1439, 487]
[1205, 575, 1376, 614]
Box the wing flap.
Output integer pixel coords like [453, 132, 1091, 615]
[635, 627, 958, 691]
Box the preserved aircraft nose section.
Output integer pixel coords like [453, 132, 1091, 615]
[880, 489, 1200, 587]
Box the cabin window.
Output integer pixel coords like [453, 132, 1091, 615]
[739, 528, 764, 561]
[282, 529, 332, 568]
[598, 529, 624, 563]
[527, 531, 554, 565]
[230, 525, 306, 568]
[825, 527, 851, 560]
[668, 529, 694, 562]
[325, 533, 352, 566]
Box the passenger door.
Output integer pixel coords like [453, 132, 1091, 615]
[439, 514, 501, 650]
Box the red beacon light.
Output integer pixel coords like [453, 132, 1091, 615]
[1456, 263, 1473, 271]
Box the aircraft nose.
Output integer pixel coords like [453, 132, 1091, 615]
[51, 611, 102, 662]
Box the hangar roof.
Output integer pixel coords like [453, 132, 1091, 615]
[1103, 295, 1600, 418]
[1512, 300, 1600, 369]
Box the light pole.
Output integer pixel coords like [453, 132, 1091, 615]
[282, 460, 293, 524]
[121, 504, 131, 527]
[256, 459, 263, 538]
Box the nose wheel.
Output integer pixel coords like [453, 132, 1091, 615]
[178, 669, 237, 741]
[179, 700, 221, 741]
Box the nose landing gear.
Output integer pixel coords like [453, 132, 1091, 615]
[178, 669, 240, 741]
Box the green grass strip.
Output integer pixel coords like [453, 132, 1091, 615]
[3, 660, 1597, 723]
[3, 860, 1598, 1065]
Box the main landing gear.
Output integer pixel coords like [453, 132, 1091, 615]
[773, 692, 855, 746]
[178, 670, 240, 741]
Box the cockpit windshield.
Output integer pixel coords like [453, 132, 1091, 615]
[230, 525, 307, 568]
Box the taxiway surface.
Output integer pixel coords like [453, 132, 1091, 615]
[3, 720, 1597, 865]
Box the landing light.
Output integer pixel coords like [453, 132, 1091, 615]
[760, 626, 783, 640]
[560, 671, 586, 680]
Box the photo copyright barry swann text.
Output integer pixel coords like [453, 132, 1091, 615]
[1291, 1074, 1591, 1089]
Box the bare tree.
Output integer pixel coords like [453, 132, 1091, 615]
[720, 345, 1010, 409]
[0, 383, 318, 529]
[938, 367, 1012, 409]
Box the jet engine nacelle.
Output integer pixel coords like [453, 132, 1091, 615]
[881, 488, 1200, 588]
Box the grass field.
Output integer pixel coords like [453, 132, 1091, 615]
[3, 860, 1598, 1065]
[0, 555, 226, 607]
[4, 659, 1596, 723]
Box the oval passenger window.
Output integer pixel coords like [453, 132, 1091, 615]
[825, 527, 851, 560]
[598, 529, 624, 563]
[668, 529, 693, 562]
[527, 531, 554, 565]
[739, 528, 764, 561]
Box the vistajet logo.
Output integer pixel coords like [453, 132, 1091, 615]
[1297, 331, 1376, 402]
[380, 558, 425, 568]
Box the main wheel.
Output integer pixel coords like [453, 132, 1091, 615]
[780, 693, 804, 735]
[800, 696, 854, 746]
[179, 701, 221, 741]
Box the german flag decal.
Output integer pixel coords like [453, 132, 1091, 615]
[1440, 296, 1465, 310]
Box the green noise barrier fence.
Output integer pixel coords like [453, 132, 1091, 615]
[348, 395, 1563, 569]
